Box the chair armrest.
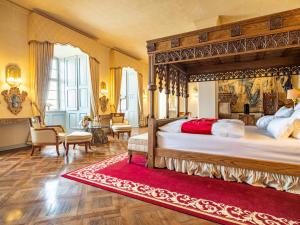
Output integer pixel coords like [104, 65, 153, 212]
[46, 125, 65, 133]
[30, 127, 58, 144]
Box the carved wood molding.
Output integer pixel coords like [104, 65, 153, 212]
[154, 29, 300, 65]
[188, 65, 300, 82]
[155, 64, 187, 97]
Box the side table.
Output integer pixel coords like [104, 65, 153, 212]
[85, 126, 109, 144]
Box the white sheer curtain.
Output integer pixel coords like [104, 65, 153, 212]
[137, 73, 144, 121]
[110, 67, 123, 112]
[89, 57, 100, 117]
[29, 41, 54, 121]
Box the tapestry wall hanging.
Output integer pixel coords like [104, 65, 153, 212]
[218, 76, 290, 113]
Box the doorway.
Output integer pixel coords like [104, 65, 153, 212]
[45, 44, 91, 132]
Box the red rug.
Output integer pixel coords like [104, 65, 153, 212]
[62, 153, 300, 225]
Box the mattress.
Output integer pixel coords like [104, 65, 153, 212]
[157, 126, 300, 165]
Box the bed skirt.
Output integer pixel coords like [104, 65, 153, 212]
[155, 156, 300, 194]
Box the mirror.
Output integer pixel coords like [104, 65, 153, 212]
[1, 87, 27, 115]
[6, 64, 22, 87]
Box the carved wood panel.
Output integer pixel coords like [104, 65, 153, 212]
[188, 65, 300, 82]
[154, 29, 300, 65]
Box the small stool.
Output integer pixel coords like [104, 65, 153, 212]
[128, 133, 148, 166]
[65, 131, 92, 156]
[112, 124, 132, 139]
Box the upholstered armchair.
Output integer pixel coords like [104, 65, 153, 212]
[29, 116, 66, 156]
[110, 113, 132, 139]
[110, 113, 128, 126]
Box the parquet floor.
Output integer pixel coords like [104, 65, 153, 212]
[0, 128, 216, 225]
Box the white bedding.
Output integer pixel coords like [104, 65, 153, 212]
[157, 126, 300, 164]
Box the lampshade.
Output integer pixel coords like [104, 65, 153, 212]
[287, 89, 300, 99]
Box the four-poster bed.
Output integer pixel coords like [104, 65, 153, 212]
[146, 8, 300, 192]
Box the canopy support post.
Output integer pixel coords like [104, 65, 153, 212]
[148, 54, 156, 168]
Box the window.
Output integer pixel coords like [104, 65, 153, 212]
[46, 58, 59, 111]
[119, 71, 128, 113]
[119, 67, 139, 127]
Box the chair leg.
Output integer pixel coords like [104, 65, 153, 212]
[89, 142, 92, 149]
[31, 145, 35, 156]
[128, 150, 132, 163]
[85, 142, 88, 153]
[112, 132, 114, 138]
[117, 132, 120, 139]
[66, 143, 69, 156]
[56, 143, 60, 156]
[63, 142, 66, 150]
[73, 144, 76, 149]
[128, 131, 131, 138]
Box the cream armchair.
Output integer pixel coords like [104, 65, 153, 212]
[110, 113, 132, 139]
[29, 116, 66, 156]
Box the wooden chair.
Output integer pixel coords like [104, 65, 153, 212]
[29, 116, 66, 156]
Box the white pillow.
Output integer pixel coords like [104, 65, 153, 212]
[290, 109, 300, 120]
[267, 117, 294, 139]
[292, 119, 300, 139]
[159, 119, 190, 133]
[256, 115, 274, 129]
[274, 106, 294, 118]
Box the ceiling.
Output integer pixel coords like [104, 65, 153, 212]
[10, 0, 300, 61]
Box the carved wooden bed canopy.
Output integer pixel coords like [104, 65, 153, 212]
[147, 8, 300, 119]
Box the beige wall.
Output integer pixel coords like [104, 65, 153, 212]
[198, 82, 217, 118]
[0, 1, 149, 149]
[0, 1, 31, 148]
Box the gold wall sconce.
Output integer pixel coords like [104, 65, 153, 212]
[6, 64, 22, 87]
[99, 81, 109, 113]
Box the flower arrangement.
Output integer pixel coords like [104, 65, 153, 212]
[80, 115, 93, 128]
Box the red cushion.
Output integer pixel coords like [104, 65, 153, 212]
[181, 118, 218, 135]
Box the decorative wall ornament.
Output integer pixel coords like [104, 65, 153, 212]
[154, 29, 300, 64]
[99, 96, 109, 113]
[188, 65, 300, 82]
[171, 38, 180, 48]
[1, 87, 27, 115]
[147, 43, 156, 52]
[231, 24, 241, 37]
[198, 32, 208, 43]
[269, 16, 283, 30]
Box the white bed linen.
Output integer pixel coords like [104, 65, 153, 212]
[157, 126, 300, 165]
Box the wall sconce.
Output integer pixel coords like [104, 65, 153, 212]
[6, 64, 22, 87]
[99, 81, 109, 113]
[100, 81, 108, 95]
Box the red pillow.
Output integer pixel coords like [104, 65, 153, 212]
[181, 118, 218, 135]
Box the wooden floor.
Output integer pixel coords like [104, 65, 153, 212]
[0, 128, 216, 225]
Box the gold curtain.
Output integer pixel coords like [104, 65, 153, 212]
[137, 73, 144, 119]
[89, 57, 100, 117]
[110, 67, 123, 112]
[29, 41, 54, 121]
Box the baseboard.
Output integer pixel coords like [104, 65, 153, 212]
[0, 144, 31, 152]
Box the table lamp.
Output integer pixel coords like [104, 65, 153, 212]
[287, 89, 300, 108]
